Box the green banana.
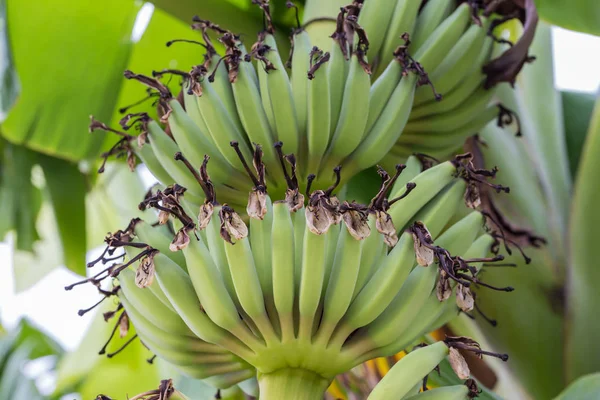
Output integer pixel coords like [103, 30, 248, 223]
[367, 342, 450, 400]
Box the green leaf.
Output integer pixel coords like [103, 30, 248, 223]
[534, 0, 600, 36]
[469, 250, 565, 399]
[0, 0, 20, 121]
[555, 373, 600, 400]
[562, 90, 597, 178]
[1, 0, 141, 161]
[566, 92, 600, 382]
[11, 318, 63, 360]
[37, 155, 87, 276]
[0, 141, 41, 250]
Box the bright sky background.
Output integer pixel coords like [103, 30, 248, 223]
[0, 10, 598, 395]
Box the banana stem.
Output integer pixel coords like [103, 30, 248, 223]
[257, 369, 331, 400]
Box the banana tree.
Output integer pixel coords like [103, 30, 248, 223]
[2, 0, 600, 399]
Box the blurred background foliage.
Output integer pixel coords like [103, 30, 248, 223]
[0, 0, 599, 398]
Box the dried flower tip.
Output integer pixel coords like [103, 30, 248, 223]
[119, 312, 130, 338]
[285, 188, 304, 212]
[198, 202, 214, 230]
[170, 229, 191, 251]
[412, 222, 435, 266]
[341, 202, 371, 240]
[135, 253, 156, 288]
[465, 378, 481, 399]
[306, 196, 333, 235]
[328, 196, 342, 225]
[448, 347, 471, 380]
[375, 210, 398, 247]
[158, 210, 170, 225]
[464, 182, 481, 209]
[247, 189, 268, 220]
[456, 284, 475, 312]
[219, 205, 248, 243]
[436, 270, 452, 302]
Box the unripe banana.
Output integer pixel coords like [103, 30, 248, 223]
[327, 41, 349, 137]
[196, 78, 252, 169]
[259, 33, 300, 155]
[290, 30, 312, 137]
[367, 342, 449, 400]
[413, 18, 491, 105]
[118, 268, 194, 337]
[314, 226, 364, 345]
[321, 55, 371, 175]
[346, 74, 417, 175]
[298, 220, 328, 341]
[357, 0, 398, 60]
[410, 0, 454, 53]
[376, 0, 422, 75]
[404, 385, 469, 400]
[183, 229, 264, 350]
[306, 47, 332, 175]
[146, 121, 203, 198]
[224, 234, 279, 344]
[271, 202, 296, 342]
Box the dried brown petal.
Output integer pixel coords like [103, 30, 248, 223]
[412, 224, 434, 266]
[464, 182, 481, 209]
[170, 229, 190, 251]
[126, 152, 136, 172]
[342, 208, 371, 240]
[119, 312, 130, 338]
[375, 210, 398, 247]
[436, 270, 452, 302]
[247, 190, 268, 220]
[220, 206, 248, 241]
[135, 254, 156, 288]
[456, 284, 475, 312]
[285, 188, 304, 212]
[328, 196, 342, 225]
[448, 347, 470, 380]
[306, 202, 332, 235]
[137, 132, 148, 148]
[158, 210, 170, 225]
[198, 202, 214, 230]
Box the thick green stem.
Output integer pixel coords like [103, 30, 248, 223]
[258, 369, 331, 400]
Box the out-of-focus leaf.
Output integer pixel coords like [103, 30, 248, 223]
[11, 318, 63, 360]
[0, 342, 35, 399]
[0, 141, 41, 250]
[555, 373, 600, 400]
[534, 0, 600, 36]
[54, 303, 160, 398]
[106, 5, 208, 135]
[566, 92, 600, 382]
[86, 163, 148, 250]
[0, 0, 19, 122]
[472, 250, 565, 399]
[1, 0, 140, 161]
[37, 155, 87, 276]
[562, 90, 596, 178]
[510, 22, 571, 273]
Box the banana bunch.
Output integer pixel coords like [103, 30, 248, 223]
[91, 0, 515, 209]
[70, 142, 515, 399]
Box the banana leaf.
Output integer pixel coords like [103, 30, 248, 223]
[534, 0, 600, 36]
